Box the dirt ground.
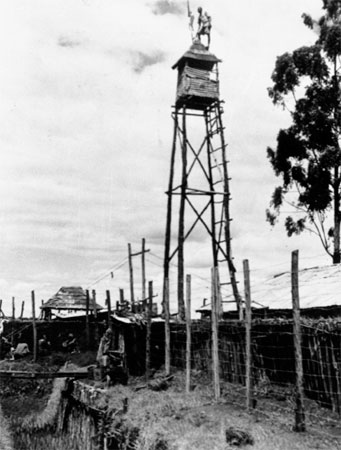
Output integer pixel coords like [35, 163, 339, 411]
[0, 355, 340, 450]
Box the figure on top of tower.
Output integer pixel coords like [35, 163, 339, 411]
[196, 7, 212, 49]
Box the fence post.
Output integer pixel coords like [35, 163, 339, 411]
[164, 278, 171, 375]
[146, 281, 153, 381]
[186, 274, 191, 393]
[243, 259, 253, 412]
[31, 291, 37, 362]
[128, 243, 135, 308]
[92, 289, 99, 346]
[291, 250, 306, 432]
[106, 290, 112, 329]
[12, 297, 16, 320]
[85, 290, 90, 347]
[20, 301, 25, 319]
[211, 267, 220, 400]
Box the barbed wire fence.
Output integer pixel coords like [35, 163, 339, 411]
[154, 249, 341, 445]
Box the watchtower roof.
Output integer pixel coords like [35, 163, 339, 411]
[172, 42, 221, 70]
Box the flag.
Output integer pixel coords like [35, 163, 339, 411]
[187, 0, 194, 31]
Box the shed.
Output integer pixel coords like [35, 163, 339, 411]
[197, 264, 341, 319]
[172, 41, 221, 110]
[41, 286, 103, 320]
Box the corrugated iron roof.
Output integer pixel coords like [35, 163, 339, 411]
[41, 286, 103, 311]
[172, 42, 221, 70]
[197, 264, 341, 312]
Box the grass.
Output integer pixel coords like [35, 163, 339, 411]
[1, 359, 341, 450]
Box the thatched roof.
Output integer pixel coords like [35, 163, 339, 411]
[41, 286, 103, 311]
[172, 42, 221, 70]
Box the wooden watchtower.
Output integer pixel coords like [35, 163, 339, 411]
[163, 42, 241, 320]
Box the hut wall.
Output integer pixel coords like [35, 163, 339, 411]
[176, 65, 219, 104]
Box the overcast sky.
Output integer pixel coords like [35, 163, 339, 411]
[0, 0, 329, 316]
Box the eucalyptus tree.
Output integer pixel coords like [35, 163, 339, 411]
[266, 0, 341, 263]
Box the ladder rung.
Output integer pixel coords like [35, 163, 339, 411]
[211, 144, 228, 152]
[212, 162, 225, 168]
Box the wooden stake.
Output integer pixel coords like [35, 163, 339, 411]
[186, 274, 191, 393]
[142, 238, 146, 302]
[243, 259, 253, 411]
[211, 267, 220, 400]
[20, 301, 25, 319]
[164, 278, 171, 376]
[291, 250, 306, 432]
[106, 290, 112, 329]
[128, 243, 135, 307]
[119, 289, 124, 305]
[31, 291, 37, 362]
[85, 290, 90, 347]
[146, 281, 153, 381]
[92, 289, 99, 345]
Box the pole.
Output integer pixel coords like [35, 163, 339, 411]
[177, 107, 187, 321]
[31, 291, 37, 362]
[20, 301, 25, 319]
[106, 290, 112, 329]
[163, 111, 178, 316]
[211, 267, 220, 400]
[119, 289, 124, 305]
[146, 281, 153, 381]
[85, 290, 90, 347]
[186, 274, 191, 393]
[291, 250, 306, 432]
[92, 289, 99, 346]
[142, 238, 146, 302]
[164, 278, 171, 375]
[243, 259, 253, 412]
[128, 243, 135, 308]
[12, 297, 15, 320]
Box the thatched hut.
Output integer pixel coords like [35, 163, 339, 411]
[41, 286, 103, 320]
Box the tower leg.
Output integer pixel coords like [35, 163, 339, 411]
[177, 107, 187, 320]
[163, 111, 178, 315]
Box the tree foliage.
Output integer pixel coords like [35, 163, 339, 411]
[267, 0, 341, 262]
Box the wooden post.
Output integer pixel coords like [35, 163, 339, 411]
[0, 299, 2, 315]
[291, 250, 306, 432]
[186, 274, 191, 393]
[177, 108, 187, 321]
[31, 291, 37, 362]
[106, 290, 112, 329]
[146, 281, 153, 381]
[243, 259, 253, 412]
[92, 290, 99, 345]
[85, 290, 90, 347]
[128, 243, 135, 307]
[211, 267, 220, 400]
[163, 110, 178, 317]
[142, 238, 146, 302]
[20, 301, 25, 319]
[164, 278, 171, 376]
[12, 297, 15, 320]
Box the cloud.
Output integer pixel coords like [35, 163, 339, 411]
[151, 0, 184, 16]
[130, 50, 167, 73]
